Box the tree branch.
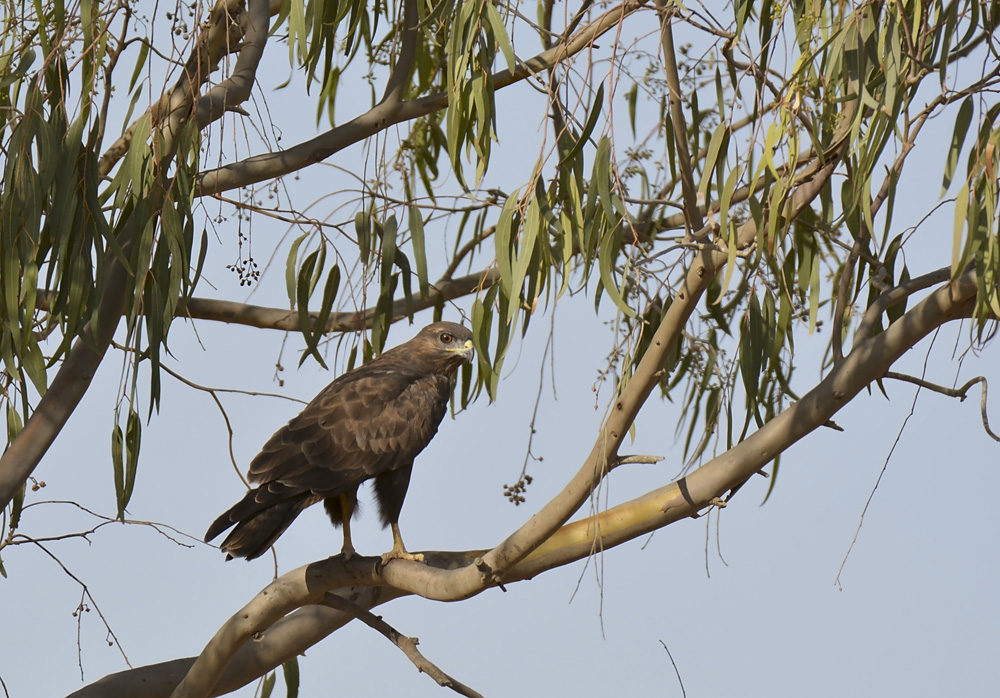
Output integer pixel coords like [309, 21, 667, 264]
[67, 587, 408, 698]
[856, 266, 952, 340]
[70, 264, 986, 698]
[194, 0, 272, 128]
[503, 271, 984, 576]
[36, 269, 498, 336]
[99, 0, 271, 176]
[884, 372, 999, 442]
[379, 0, 419, 106]
[0, 218, 135, 512]
[656, 1, 704, 238]
[179, 269, 498, 332]
[195, 0, 648, 196]
[321, 594, 485, 698]
[0, 0, 272, 515]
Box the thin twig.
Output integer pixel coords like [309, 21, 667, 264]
[835, 331, 939, 588]
[715, 506, 728, 567]
[884, 373, 999, 442]
[656, 2, 705, 238]
[659, 639, 687, 698]
[610, 454, 665, 470]
[158, 360, 310, 483]
[321, 594, 486, 698]
[20, 538, 131, 676]
[12, 499, 202, 548]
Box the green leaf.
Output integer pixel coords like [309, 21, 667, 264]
[943, 96, 974, 195]
[594, 136, 616, 225]
[288, 0, 307, 62]
[123, 407, 141, 517]
[560, 83, 605, 168]
[314, 264, 341, 339]
[509, 196, 540, 321]
[699, 123, 729, 200]
[484, 1, 515, 72]
[20, 338, 47, 395]
[408, 206, 429, 299]
[0, 47, 36, 89]
[112, 423, 125, 519]
[285, 233, 308, 306]
[296, 247, 330, 369]
[356, 211, 372, 265]
[494, 191, 520, 296]
[938, 1, 957, 85]
[261, 672, 276, 698]
[282, 657, 300, 698]
[597, 227, 635, 318]
[626, 83, 638, 138]
[740, 294, 764, 414]
[716, 164, 744, 298]
[952, 183, 969, 276]
[127, 41, 150, 93]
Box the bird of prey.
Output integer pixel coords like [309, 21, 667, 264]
[205, 321, 474, 562]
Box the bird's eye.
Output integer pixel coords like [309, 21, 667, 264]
[440, 332, 454, 344]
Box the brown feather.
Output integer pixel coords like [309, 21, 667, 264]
[205, 321, 473, 560]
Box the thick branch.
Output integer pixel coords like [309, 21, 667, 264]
[0, 0, 272, 513]
[0, 217, 138, 513]
[68, 587, 408, 698]
[518, 270, 982, 574]
[195, 1, 647, 196]
[179, 269, 498, 332]
[100, 0, 270, 176]
[71, 265, 985, 698]
[163, 561, 387, 698]
[856, 266, 952, 340]
[379, 0, 419, 105]
[194, 0, 271, 127]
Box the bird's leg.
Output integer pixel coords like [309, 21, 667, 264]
[380, 522, 424, 563]
[339, 492, 357, 560]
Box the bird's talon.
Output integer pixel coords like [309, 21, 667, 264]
[380, 549, 425, 564]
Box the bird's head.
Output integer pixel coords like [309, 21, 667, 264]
[406, 321, 475, 374]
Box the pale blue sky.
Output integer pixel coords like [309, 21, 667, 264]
[2, 4, 999, 697]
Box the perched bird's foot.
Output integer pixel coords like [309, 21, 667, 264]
[380, 547, 425, 565]
[339, 544, 357, 561]
[381, 523, 423, 564]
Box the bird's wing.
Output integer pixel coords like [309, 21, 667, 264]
[246, 365, 451, 496]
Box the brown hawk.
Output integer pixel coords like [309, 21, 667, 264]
[204, 321, 474, 562]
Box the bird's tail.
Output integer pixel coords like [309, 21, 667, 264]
[204, 483, 320, 560]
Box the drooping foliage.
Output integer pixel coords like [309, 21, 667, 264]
[1, 0, 997, 583]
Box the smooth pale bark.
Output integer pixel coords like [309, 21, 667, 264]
[69, 264, 982, 698]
